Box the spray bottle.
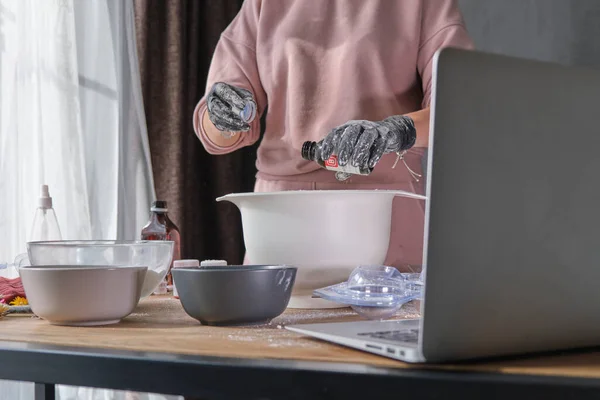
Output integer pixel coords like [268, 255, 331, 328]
[29, 185, 62, 242]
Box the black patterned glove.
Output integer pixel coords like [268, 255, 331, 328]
[207, 82, 257, 133]
[320, 116, 417, 170]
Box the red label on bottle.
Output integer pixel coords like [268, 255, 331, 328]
[325, 155, 339, 168]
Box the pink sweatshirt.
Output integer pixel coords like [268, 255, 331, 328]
[194, 0, 473, 184]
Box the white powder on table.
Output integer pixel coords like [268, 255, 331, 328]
[219, 303, 420, 349]
[224, 327, 327, 349]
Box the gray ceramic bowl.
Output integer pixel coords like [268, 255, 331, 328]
[173, 265, 297, 326]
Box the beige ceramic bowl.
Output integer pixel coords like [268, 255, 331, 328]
[19, 265, 147, 326]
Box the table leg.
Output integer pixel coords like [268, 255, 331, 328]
[34, 383, 55, 400]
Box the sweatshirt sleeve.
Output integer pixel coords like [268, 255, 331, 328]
[193, 0, 267, 155]
[417, 0, 474, 108]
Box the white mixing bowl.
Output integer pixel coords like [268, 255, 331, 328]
[217, 190, 426, 308]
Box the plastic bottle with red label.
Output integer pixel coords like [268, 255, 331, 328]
[301, 141, 373, 177]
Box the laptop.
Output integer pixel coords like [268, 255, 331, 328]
[286, 47, 600, 363]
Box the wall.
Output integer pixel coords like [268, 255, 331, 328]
[459, 0, 600, 68]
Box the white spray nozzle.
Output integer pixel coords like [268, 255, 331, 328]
[39, 184, 53, 209]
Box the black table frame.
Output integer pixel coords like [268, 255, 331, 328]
[1, 340, 600, 400]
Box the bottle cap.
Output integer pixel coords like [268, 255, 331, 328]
[301, 141, 316, 161]
[151, 200, 168, 212]
[39, 184, 53, 209]
[173, 259, 200, 269]
[240, 101, 257, 123]
[200, 260, 228, 267]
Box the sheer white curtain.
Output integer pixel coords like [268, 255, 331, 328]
[0, 0, 177, 399]
[0, 0, 93, 258]
[0, 0, 156, 253]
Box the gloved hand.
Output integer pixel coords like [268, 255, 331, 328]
[320, 115, 417, 170]
[207, 82, 257, 133]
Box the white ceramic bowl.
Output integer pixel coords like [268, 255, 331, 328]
[19, 265, 147, 326]
[217, 190, 426, 308]
[26, 241, 174, 298]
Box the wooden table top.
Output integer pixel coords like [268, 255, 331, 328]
[1, 296, 600, 380]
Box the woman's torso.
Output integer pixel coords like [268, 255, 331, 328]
[251, 0, 428, 182]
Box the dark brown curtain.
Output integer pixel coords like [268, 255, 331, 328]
[133, 0, 258, 264]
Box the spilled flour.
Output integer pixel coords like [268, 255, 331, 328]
[220, 302, 421, 349]
[128, 297, 421, 351]
[224, 328, 326, 348]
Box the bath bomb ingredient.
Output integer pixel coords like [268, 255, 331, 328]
[142, 270, 165, 297]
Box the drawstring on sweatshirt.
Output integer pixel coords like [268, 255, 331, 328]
[392, 150, 422, 182]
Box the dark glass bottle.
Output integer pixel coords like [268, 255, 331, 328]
[141, 201, 181, 288]
[301, 141, 373, 176]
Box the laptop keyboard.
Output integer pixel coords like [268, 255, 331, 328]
[358, 328, 420, 343]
